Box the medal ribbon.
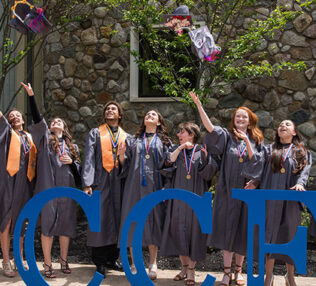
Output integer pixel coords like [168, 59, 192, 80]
[141, 133, 158, 187]
[183, 144, 198, 176]
[105, 124, 120, 149]
[144, 133, 157, 154]
[281, 143, 293, 169]
[20, 133, 31, 154]
[58, 140, 65, 156]
[237, 140, 247, 159]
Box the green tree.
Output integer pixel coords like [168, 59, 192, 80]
[110, 0, 315, 104]
[0, 0, 104, 112]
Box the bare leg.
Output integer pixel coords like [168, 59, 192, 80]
[148, 244, 158, 265]
[129, 247, 134, 265]
[235, 254, 245, 285]
[0, 220, 11, 263]
[221, 250, 233, 285]
[0, 220, 15, 277]
[264, 257, 275, 286]
[148, 244, 158, 280]
[59, 236, 70, 261]
[41, 234, 53, 266]
[20, 236, 24, 260]
[286, 263, 297, 286]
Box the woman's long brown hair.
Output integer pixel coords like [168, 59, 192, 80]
[228, 106, 264, 145]
[135, 109, 171, 146]
[270, 121, 307, 174]
[49, 118, 80, 162]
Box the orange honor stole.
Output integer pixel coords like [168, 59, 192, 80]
[6, 130, 37, 181]
[99, 124, 127, 173]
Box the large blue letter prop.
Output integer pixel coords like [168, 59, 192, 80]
[120, 189, 216, 286]
[13, 187, 103, 286]
[232, 189, 316, 285]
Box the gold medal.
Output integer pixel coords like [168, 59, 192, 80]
[186, 174, 191, 180]
[239, 158, 243, 163]
[145, 154, 150, 159]
[281, 168, 285, 173]
[112, 147, 117, 153]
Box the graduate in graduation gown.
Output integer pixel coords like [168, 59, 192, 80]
[0, 96, 36, 277]
[160, 122, 218, 286]
[189, 92, 264, 286]
[24, 83, 81, 278]
[243, 119, 312, 286]
[82, 101, 128, 277]
[119, 110, 172, 280]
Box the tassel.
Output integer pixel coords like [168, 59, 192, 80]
[142, 176, 147, 187]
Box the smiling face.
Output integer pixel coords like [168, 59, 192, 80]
[8, 110, 24, 130]
[177, 128, 194, 145]
[144, 110, 160, 127]
[234, 108, 249, 132]
[50, 117, 65, 133]
[278, 120, 296, 141]
[104, 104, 120, 122]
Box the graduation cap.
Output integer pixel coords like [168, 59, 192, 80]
[189, 26, 221, 63]
[9, 0, 52, 34]
[163, 5, 193, 35]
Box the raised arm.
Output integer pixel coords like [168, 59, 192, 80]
[189, 91, 214, 133]
[21, 82, 42, 123]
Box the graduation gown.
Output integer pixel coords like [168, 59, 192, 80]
[82, 127, 128, 247]
[244, 144, 312, 264]
[204, 126, 262, 256]
[0, 116, 33, 234]
[160, 145, 218, 261]
[28, 119, 80, 238]
[119, 135, 170, 247]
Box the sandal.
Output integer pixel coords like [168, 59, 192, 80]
[173, 264, 188, 281]
[2, 261, 15, 278]
[219, 266, 232, 286]
[43, 263, 56, 278]
[13, 259, 28, 271]
[234, 264, 245, 286]
[59, 257, 71, 274]
[148, 263, 158, 280]
[185, 267, 195, 286]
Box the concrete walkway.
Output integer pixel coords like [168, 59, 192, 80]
[0, 263, 315, 285]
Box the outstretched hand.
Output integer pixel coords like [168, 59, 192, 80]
[189, 91, 201, 106]
[21, 82, 34, 96]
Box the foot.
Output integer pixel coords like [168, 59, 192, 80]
[43, 263, 56, 279]
[2, 261, 15, 278]
[234, 264, 245, 286]
[220, 266, 231, 286]
[59, 257, 71, 274]
[173, 264, 188, 281]
[185, 267, 195, 286]
[96, 264, 106, 278]
[130, 264, 136, 274]
[148, 264, 157, 280]
[105, 260, 123, 271]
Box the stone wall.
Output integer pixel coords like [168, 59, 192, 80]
[43, 1, 316, 176]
